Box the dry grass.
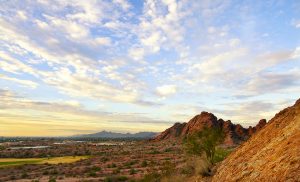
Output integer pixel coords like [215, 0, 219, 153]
[0, 156, 89, 167]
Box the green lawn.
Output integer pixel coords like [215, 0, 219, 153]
[0, 156, 90, 168]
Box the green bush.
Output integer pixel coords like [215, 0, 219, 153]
[21, 172, 29, 178]
[130, 168, 136, 175]
[138, 172, 161, 182]
[48, 178, 56, 182]
[113, 168, 120, 174]
[212, 147, 232, 163]
[104, 176, 128, 182]
[183, 127, 225, 164]
[88, 171, 97, 177]
[141, 160, 147, 167]
[91, 166, 101, 171]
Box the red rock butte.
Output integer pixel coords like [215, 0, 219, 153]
[153, 111, 267, 146]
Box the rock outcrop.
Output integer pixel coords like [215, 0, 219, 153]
[212, 99, 300, 181]
[153, 111, 266, 146]
[153, 122, 187, 140]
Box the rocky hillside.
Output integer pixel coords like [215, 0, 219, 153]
[212, 99, 300, 181]
[153, 111, 266, 146]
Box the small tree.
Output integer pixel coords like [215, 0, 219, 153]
[183, 127, 225, 164]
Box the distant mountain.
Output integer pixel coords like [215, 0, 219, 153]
[213, 98, 300, 181]
[152, 111, 266, 146]
[74, 131, 158, 139]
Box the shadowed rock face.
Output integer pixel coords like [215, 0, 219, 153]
[153, 122, 187, 140]
[153, 111, 266, 146]
[212, 98, 300, 181]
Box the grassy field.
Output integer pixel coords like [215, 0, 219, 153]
[0, 156, 89, 168]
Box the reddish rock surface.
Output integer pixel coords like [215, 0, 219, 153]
[153, 111, 266, 146]
[154, 122, 187, 140]
[212, 98, 300, 181]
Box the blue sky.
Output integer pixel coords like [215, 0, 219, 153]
[0, 0, 299, 136]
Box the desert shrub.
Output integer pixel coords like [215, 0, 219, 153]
[101, 157, 109, 162]
[149, 150, 160, 154]
[183, 127, 225, 164]
[117, 176, 128, 181]
[10, 175, 16, 180]
[141, 160, 147, 167]
[104, 175, 128, 182]
[187, 157, 211, 176]
[107, 163, 117, 168]
[164, 148, 172, 152]
[161, 175, 186, 182]
[180, 163, 195, 176]
[161, 161, 176, 177]
[125, 160, 137, 167]
[113, 168, 120, 174]
[88, 171, 97, 177]
[130, 168, 136, 175]
[0, 146, 5, 150]
[91, 166, 101, 171]
[21, 172, 29, 178]
[121, 151, 130, 155]
[139, 172, 161, 182]
[212, 147, 232, 163]
[85, 150, 91, 155]
[48, 177, 56, 182]
[50, 169, 58, 175]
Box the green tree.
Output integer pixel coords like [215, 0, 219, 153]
[183, 127, 225, 164]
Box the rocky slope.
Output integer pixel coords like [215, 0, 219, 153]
[212, 99, 300, 181]
[153, 111, 266, 146]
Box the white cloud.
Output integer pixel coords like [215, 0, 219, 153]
[0, 50, 37, 76]
[113, 0, 131, 11]
[44, 14, 89, 39]
[16, 11, 27, 20]
[238, 69, 300, 95]
[0, 74, 38, 89]
[192, 48, 248, 79]
[0, 11, 147, 105]
[128, 47, 145, 61]
[291, 47, 300, 59]
[95, 37, 112, 46]
[229, 38, 240, 47]
[128, 0, 187, 60]
[156, 84, 177, 97]
[291, 19, 300, 28]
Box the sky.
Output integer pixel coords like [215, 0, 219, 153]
[0, 0, 299, 136]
